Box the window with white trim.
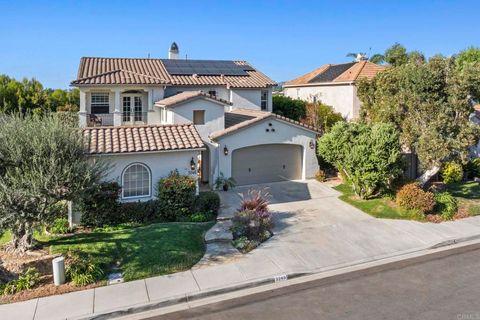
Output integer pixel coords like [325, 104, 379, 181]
[261, 90, 268, 110]
[122, 163, 151, 198]
[193, 110, 205, 125]
[91, 93, 110, 114]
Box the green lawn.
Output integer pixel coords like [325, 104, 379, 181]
[2, 222, 213, 281]
[447, 181, 480, 216]
[333, 184, 425, 221]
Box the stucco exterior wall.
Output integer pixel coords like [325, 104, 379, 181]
[230, 88, 272, 111]
[283, 84, 357, 120]
[168, 99, 225, 140]
[99, 150, 201, 202]
[213, 118, 318, 181]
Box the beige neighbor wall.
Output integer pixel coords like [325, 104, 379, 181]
[283, 84, 358, 120]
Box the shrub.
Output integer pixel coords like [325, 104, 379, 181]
[79, 181, 121, 227]
[157, 170, 196, 221]
[117, 200, 163, 224]
[465, 158, 480, 180]
[65, 251, 103, 286]
[232, 236, 260, 253]
[190, 212, 214, 222]
[272, 95, 306, 121]
[231, 209, 273, 243]
[193, 192, 220, 215]
[318, 122, 403, 199]
[239, 189, 270, 213]
[396, 183, 435, 213]
[214, 172, 236, 191]
[434, 192, 458, 221]
[315, 169, 326, 182]
[441, 162, 464, 184]
[3, 268, 40, 295]
[47, 218, 70, 234]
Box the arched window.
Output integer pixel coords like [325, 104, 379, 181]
[122, 163, 151, 199]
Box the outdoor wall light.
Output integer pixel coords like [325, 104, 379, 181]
[223, 146, 229, 156]
[309, 140, 315, 149]
[190, 157, 196, 171]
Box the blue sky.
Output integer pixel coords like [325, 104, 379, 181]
[0, 0, 478, 88]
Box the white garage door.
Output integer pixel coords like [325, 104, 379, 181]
[232, 144, 303, 186]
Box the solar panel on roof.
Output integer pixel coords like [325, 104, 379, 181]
[162, 59, 251, 76]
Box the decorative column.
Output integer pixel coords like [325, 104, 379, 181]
[113, 89, 122, 126]
[78, 89, 87, 127]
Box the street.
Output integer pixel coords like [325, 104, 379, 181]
[148, 244, 480, 320]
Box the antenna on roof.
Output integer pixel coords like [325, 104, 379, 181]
[185, 54, 188, 60]
[147, 53, 150, 59]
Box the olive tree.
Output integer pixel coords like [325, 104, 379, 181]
[318, 122, 403, 199]
[0, 114, 108, 251]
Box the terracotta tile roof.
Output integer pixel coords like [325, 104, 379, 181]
[155, 91, 232, 108]
[285, 61, 386, 86]
[73, 69, 169, 85]
[83, 124, 205, 155]
[72, 57, 276, 88]
[210, 108, 319, 140]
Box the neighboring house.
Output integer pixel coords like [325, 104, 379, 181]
[283, 60, 386, 120]
[72, 43, 320, 202]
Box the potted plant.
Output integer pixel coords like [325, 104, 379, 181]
[215, 172, 236, 191]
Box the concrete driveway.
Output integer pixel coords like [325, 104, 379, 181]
[213, 180, 480, 277]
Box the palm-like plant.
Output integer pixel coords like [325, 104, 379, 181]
[346, 52, 385, 64]
[214, 172, 236, 191]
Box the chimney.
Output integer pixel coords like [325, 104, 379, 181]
[169, 42, 179, 59]
[356, 53, 367, 62]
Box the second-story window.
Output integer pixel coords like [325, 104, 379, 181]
[208, 90, 216, 97]
[91, 93, 109, 114]
[261, 90, 268, 110]
[193, 110, 205, 125]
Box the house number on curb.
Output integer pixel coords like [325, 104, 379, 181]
[273, 274, 288, 283]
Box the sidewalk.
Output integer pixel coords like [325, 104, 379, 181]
[3, 180, 480, 320]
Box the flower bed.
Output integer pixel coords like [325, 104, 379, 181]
[231, 190, 273, 253]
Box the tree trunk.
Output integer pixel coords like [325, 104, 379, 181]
[417, 166, 440, 187]
[8, 223, 34, 253]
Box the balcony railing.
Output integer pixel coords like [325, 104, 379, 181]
[86, 113, 114, 127]
[122, 112, 148, 125]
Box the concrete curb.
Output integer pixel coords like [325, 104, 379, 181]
[84, 235, 480, 320]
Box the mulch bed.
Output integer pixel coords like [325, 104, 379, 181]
[1, 275, 101, 304]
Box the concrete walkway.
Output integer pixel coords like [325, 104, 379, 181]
[3, 180, 480, 320]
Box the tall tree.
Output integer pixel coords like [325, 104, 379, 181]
[384, 43, 409, 66]
[302, 102, 344, 132]
[318, 122, 403, 199]
[0, 114, 108, 251]
[357, 55, 480, 185]
[272, 95, 306, 121]
[0, 74, 79, 114]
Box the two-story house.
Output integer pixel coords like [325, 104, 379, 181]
[73, 43, 319, 201]
[283, 60, 386, 120]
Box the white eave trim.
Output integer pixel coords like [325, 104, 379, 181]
[283, 81, 355, 88]
[87, 147, 206, 157]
